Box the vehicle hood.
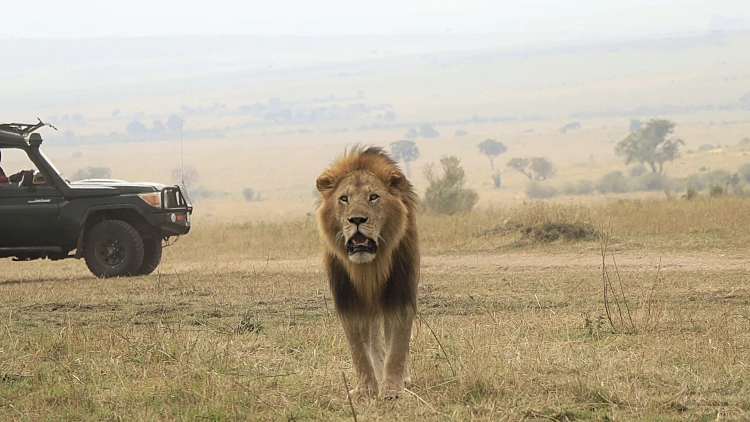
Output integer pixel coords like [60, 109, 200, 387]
[67, 179, 167, 196]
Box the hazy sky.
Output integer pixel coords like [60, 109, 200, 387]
[3, 0, 749, 39]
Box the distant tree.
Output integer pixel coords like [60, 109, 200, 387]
[740, 91, 750, 109]
[477, 139, 507, 170]
[383, 111, 396, 122]
[529, 157, 555, 180]
[166, 115, 182, 132]
[559, 121, 581, 134]
[628, 164, 648, 178]
[615, 119, 684, 173]
[240, 103, 266, 115]
[267, 97, 283, 111]
[422, 156, 478, 215]
[455, 129, 468, 137]
[739, 163, 750, 183]
[404, 128, 419, 139]
[491, 172, 502, 189]
[72, 166, 111, 181]
[390, 140, 420, 178]
[171, 165, 200, 188]
[64, 130, 75, 138]
[629, 118, 642, 133]
[507, 158, 533, 179]
[152, 120, 165, 133]
[112, 110, 120, 118]
[507, 157, 555, 180]
[126, 120, 148, 136]
[242, 188, 261, 202]
[419, 124, 440, 139]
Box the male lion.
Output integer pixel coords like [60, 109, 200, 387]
[315, 145, 419, 399]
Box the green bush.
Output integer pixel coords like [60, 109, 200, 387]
[596, 171, 630, 194]
[422, 156, 478, 215]
[525, 181, 558, 199]
[634, 173, 669, 191]
[562, 180, 594, 195]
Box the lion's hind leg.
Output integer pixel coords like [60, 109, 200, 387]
[381, 309, 415, 399]
[341, 315, 379, 397]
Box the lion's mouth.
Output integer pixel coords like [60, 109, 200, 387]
[346, 233, 377, 255]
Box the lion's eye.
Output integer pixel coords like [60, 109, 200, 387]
[369, 194, 379, 201]
[339, 195, 348, 203]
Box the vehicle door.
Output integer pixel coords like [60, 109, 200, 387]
[0, 148, 62, 247]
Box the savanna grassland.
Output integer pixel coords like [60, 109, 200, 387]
[2, 198, 750, 421]
[2, 29, 750, 421]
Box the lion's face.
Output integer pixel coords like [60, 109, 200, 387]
[319, 169, 408, 265]
[332, 171, 404, 263]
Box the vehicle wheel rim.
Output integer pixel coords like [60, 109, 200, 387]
[98, 236, 124, 266]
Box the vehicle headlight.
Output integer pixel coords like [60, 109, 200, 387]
[138, 192, 162, 208]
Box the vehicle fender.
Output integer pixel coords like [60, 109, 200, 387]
[74, 205, 147, 259]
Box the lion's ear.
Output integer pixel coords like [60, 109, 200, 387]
[389, 171, 405, 189]
[316, 173, 336, 194]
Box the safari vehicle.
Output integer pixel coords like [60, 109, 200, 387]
[0, 120, 192, 278]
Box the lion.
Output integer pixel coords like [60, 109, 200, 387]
[315, 145, 420, 399]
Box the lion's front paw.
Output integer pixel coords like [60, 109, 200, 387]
[380, 378, 405, 400]
[350, 378, 379, 398]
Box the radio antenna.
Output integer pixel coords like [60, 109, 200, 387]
[180, 98, 185, 187]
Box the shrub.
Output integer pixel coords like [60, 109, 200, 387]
[738, 163, 750, 183]
[190, 186, 222, 202]
[242, 188, 261, 202]
[562, 180, 594, 195]
[628, 164, 647, 178]
[455, 129, 468, 137]
[525, 181, 558, 199]
[596, 171, 630, 194]
[635, 173, 669, 191]
[422, 156, 478, 215]
[709, 184, 724, 197]
[521, 222, 596, 242]
[698, 144, 716, 152]
[72, 166, 111, 181]
[683, 186, 699, 200]
[701, 169, 732, 187]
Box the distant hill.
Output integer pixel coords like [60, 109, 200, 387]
[709, 15, 750, 31]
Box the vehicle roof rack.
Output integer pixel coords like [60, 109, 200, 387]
[0, 118, 57, 136]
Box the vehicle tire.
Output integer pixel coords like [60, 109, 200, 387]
[136, 237, 163, 275]
[83, 220, 145, 278]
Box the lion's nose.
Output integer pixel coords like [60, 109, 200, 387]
[348, 216, 368, 225]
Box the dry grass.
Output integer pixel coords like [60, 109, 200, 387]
[2, 198, 750, 420]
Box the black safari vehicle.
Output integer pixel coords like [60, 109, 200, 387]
[0, 120, 192, 278]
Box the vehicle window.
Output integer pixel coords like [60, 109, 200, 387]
[0, 148, 39, 187]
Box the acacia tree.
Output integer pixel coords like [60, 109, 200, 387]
[477, 139, 507, 170]
[615, 119, 684, 174]
[390, 140, 420, 178]
[507, 157, 555, 180]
